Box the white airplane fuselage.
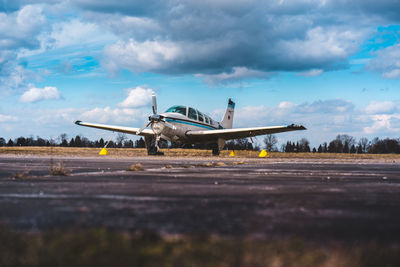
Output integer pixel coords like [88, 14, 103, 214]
[151, 109, 224, 144]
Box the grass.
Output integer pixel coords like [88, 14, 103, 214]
[11, 171, 29, 179]
[0, 227, 399, 267]
[50, 161, 69, 176]
[1, 147, 400, 161]
[126, 163, 145, 171]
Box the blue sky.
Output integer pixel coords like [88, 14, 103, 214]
[0, 0, 400, 148]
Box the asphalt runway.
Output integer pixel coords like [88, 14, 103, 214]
[0, 155, 400, 243]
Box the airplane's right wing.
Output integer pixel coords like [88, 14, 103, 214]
[185, 124, 306, 142]
[74, 121, 155, 136]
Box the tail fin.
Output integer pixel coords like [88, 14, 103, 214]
[220, 98, 235, 129]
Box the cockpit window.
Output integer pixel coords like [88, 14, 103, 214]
[165, 105, 187, 116]
[197, 111, 204, 122]
[205, 115, 210, 124]
[188, 107, 197, 120]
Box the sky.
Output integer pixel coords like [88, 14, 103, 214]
[0, 0, 400, 148]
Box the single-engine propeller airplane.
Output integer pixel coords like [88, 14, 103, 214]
[75, 94, 306, 155]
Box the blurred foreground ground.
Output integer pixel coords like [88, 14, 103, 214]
[0, 150, 399, 266]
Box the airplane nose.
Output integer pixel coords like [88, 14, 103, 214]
[151, 122, 165, 134]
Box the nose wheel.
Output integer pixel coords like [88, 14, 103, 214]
[144, 135, 164, 155]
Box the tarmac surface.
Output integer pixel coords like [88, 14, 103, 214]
[0, 155, 400, 243]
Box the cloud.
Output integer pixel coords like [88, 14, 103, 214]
[365, 101, 396, 114]
[0, 5, 46, 91]
[80, 106, 146, 124]
[118, 86, 154, 108]
[84, 0, 398, 81]
[20, 86, 61, 103]
[47, 19, 114, 49]
[366, 43, 400, 79]
[196, 67, 272, 84]
[0, 5, 45, 50]
[103, 39, 182, 74]
[0, 114, 18, 122]
[364, 114, 400, 135]
[229, 98, 389, 146]
[297, 69, 323, 77]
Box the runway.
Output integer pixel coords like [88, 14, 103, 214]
[0, 155, 400, 242]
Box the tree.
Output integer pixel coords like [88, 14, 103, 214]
[7, 139, 14, 146]
[116, 133, 127, 148]
[350, 144, 356, 153]
[99, 138, 105, 147]
[123, 140, 134, 148]
[74, 136, 82, 147]
[328, 141, 336, 153]
[59, 133, 68, 145]
[135, 138, 146, 148]
[0, 138, 5, 146]
[69, 138, 75, 147]
[359, 137, 369, 153]
[264, 134, 277, 151]
[298, 138, 310, 152]
[36, 137, 47, 146]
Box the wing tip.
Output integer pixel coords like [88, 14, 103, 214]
[288, 124, 306, 130]
[75, 120, 82, 125]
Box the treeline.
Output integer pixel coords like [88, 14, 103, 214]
[0, 134, 146, 149]
[1, 134, 400, 154]
[281, 135, 400, 154]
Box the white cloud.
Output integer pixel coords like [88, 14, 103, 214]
[0, 114, 18, 122]
[20, 86, 61, 103]
[364, 114, 400, 135]
[365, 101, 396, 114]
[80, 106, 146, 124]
[0, 5, 45, 50]
[48, 19, 114, 48]
[366, 43, 400, 79]
[103, 39, 181, 74]
[118, 86, 154, 108]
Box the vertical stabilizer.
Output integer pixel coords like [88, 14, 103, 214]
[221, 98, 235, 129]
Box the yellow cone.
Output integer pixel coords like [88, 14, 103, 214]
[99, 148, 109, 155]
[259, 149, 269, 158]
[229, 150, 237, 157]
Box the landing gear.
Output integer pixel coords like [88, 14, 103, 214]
[211, 143, 220, 156]
[145, 136, 164, 155]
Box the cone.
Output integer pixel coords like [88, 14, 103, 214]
[258, 149, 269, 158]
[99, 148, 109, 155]
[229, 150, 237, 157]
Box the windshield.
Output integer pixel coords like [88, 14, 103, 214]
[165, 105, 187, 116]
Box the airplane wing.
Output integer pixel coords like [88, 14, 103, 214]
[185, 124, 306, 141]
[74, 121, 155, 137]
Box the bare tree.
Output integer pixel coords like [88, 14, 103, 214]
[359, 137, 369, 153]
[116, 133, 127, 148]
[264, 134, 277, 151]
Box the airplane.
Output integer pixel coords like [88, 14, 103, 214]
[75, 94, 306, 155]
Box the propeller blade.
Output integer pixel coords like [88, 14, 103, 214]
[136, 121, 152, 135]
[152, 93, 157, 114]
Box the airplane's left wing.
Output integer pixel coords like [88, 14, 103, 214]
[75, 121, 155, 136]
[186, 124, 306, 141]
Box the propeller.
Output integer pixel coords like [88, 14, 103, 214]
[152, 93, 157, 114]
[136, 93, 175, 136]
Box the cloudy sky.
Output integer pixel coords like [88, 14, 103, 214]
[1, 0, 400, 147]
